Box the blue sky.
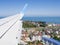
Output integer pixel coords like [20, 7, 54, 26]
[0, 0, 60, 17]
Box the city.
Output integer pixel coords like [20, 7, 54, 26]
[20, 21, 60, 45]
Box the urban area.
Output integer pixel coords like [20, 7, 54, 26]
[20, 21, 60, 45]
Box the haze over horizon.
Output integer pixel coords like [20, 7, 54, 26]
[0, 0, 60, 17]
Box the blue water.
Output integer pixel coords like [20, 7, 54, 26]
[22, 16, 60, 24]
[0, 16, 60, 24]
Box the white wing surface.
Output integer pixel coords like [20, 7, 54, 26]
[0, 4, 28, 45]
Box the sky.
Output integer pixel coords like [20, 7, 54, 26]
[0, 0, 60, 17]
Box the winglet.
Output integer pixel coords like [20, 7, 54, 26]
[20, 3, 28, 14]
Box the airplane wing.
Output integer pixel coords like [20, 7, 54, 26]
[0, 4, 28, 45]
[0, 4, 28, 39]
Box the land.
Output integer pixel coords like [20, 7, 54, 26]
[20, 21, 60, 45]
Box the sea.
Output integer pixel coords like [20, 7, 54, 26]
[22, 16, 60, 24]
[0, 16, 60, 24]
